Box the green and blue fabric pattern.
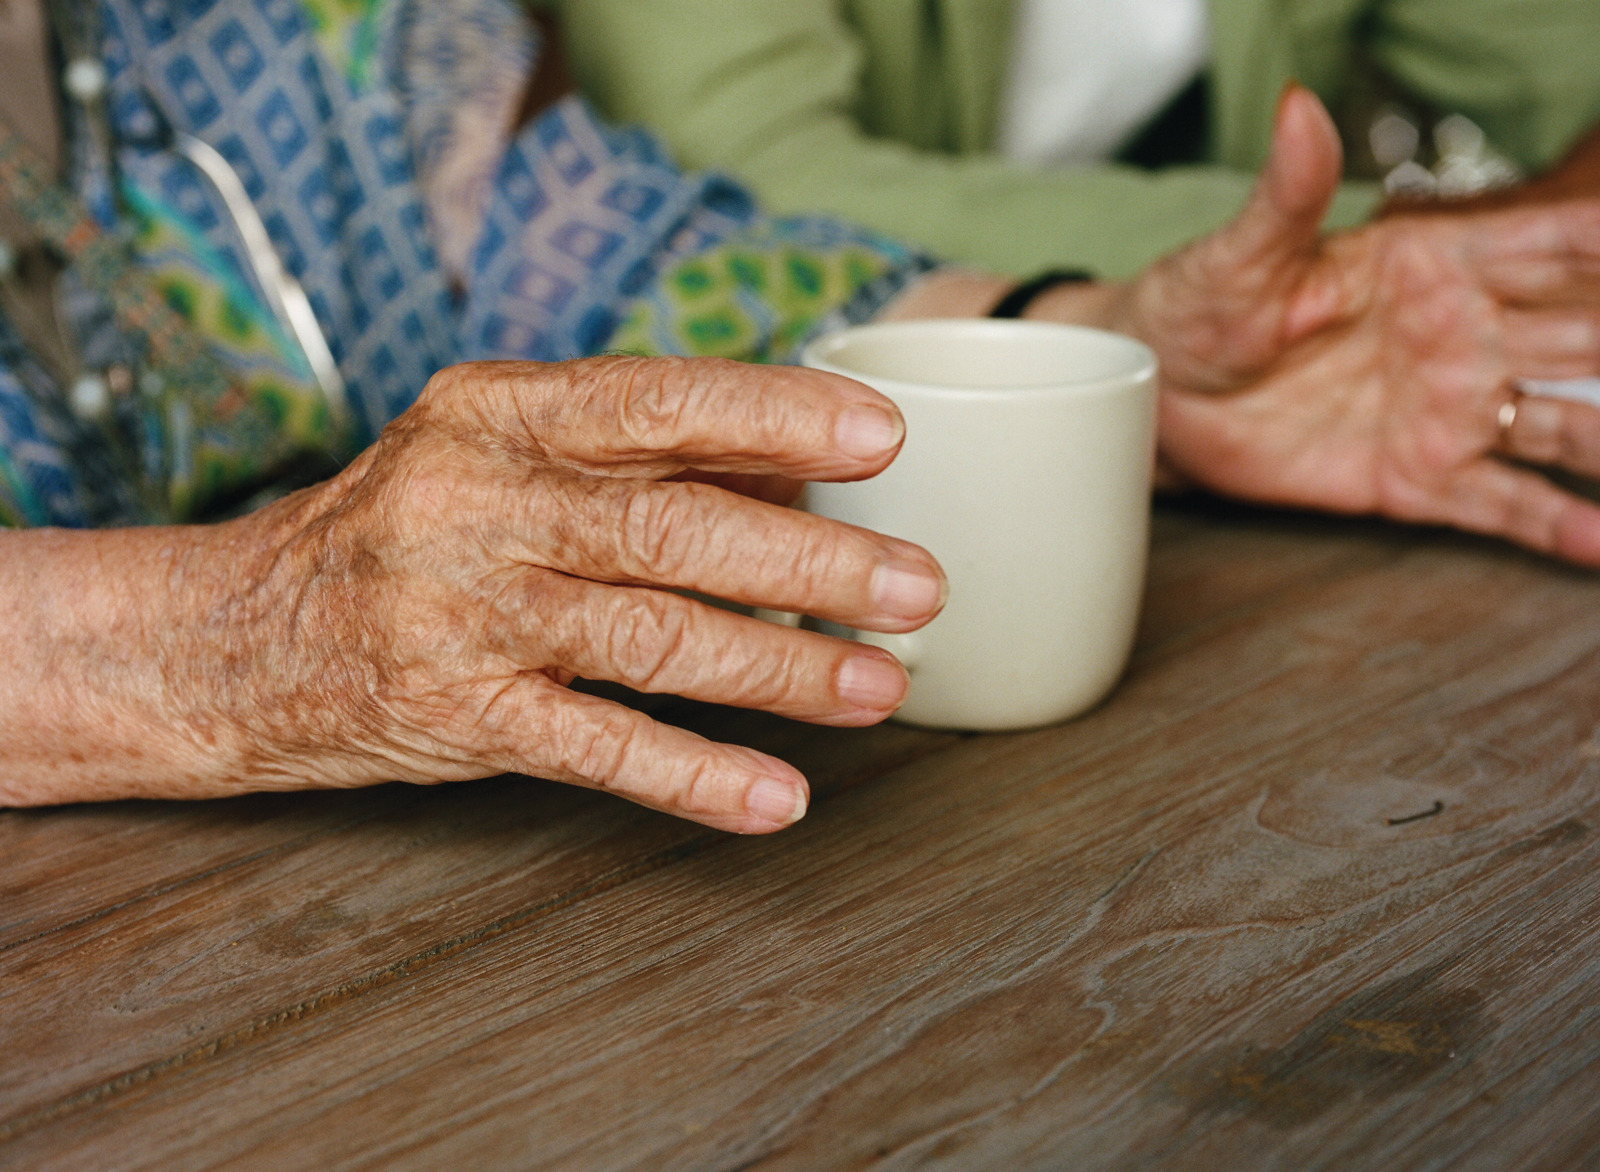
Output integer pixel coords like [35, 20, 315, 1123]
[0, 0, 935, 528]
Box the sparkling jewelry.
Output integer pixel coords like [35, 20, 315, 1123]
[1497, 392, 1522, 448]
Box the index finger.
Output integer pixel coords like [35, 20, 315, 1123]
[1467, 199, 1600, 263]
[443, 356, 906, 482]
[1467, 200, 1600, 303]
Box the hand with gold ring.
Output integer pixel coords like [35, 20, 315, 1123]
[1497, 393, 1523, 452]
[1105, 86, 1600, 566]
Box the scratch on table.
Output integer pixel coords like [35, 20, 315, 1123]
[1387, 801, 1445, 827]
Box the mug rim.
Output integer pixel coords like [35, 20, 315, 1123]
[800, 319, 1158, 398]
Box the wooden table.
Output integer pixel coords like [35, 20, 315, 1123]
[6, 498, 1600, 1171]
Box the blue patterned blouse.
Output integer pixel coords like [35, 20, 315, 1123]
[0, 0, 934, 528]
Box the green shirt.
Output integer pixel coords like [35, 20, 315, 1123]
[554, 0, 1600, 277]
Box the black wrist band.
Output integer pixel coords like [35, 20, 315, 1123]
[988, 267, 1095, 319]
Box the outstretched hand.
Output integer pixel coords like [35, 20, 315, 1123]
[0, 358, 948, 832]
[1114, 85, 1600, 565]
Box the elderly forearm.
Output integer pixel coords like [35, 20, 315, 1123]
[0, 517, 288, 805]
[0, 357, 940, 830]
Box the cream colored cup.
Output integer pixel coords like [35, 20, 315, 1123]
[800, 319, 1157, 731]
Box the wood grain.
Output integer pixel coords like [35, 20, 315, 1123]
[4, 501, 1600, 1171]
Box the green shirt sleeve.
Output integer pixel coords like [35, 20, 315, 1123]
[1367, 0, 1600, 172]
[557, 0, 1378, 279]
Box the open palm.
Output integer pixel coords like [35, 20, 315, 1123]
[1119, 87, 1600, 565]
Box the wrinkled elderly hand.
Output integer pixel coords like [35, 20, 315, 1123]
[1114, 86, 1600, 565]
[0, 358, 946, 833]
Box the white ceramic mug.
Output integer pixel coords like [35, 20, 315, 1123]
[799, 319, 1157, 731]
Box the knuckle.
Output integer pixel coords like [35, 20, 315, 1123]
[674, 754, 722, 815]
[744, 634, 812, 709]
[772, 516, 858, 604]
[416, 363, 464, 408]
[605, 591, 692, 690]
[484, 567, 555, 655]
[416, 361, 496, 416]
[788, 523, 843, 585]
[620, 484, 703, 580]
[555, 705, 640, 791]
[617, 356, 699, 449]
[419, 361, 557, 451]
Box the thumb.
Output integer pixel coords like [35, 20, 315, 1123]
[1225, 84, 1344, 278]
[1119, 85, 1345, 391]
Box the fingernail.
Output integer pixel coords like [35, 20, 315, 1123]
[837, 654, 910, 710]
[746, 776, 808, 826]
[835, 404, 904, 459]
[870, 559, 947, 620]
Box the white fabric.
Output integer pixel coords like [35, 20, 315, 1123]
[997, 0, 1211, 165]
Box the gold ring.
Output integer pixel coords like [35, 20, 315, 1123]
[1497, 392, 1522, 448]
